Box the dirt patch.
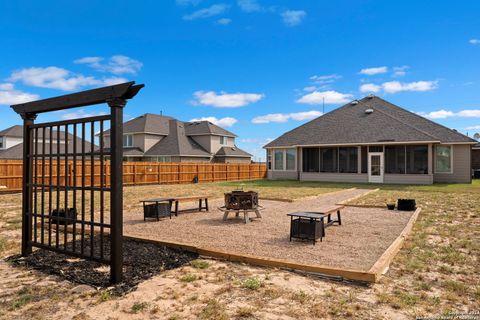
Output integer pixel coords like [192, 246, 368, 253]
[7, 238, 197, 295]
[124, 189, 414, 271]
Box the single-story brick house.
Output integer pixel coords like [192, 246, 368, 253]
[264, 96, 477, 184]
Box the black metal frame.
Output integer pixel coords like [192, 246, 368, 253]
[11, 82, 143, 284]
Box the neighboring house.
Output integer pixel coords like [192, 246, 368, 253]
[264, 96, 477, 184]
[100, 113, 252, 163]
[0, 125, 94, 159]
[0, 125, 23, 151]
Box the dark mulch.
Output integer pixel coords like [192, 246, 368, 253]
[7, 238, 198, 295]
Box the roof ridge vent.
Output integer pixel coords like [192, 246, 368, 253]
[350, 100, 359, 105]
[367, 94, 375, 99]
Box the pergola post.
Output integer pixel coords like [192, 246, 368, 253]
[108, 98, 126, 284]
[21, 113, 37, 256]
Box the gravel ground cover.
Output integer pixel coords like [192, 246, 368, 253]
[7, 238, 197, 296]
[124, 188, 414, 271]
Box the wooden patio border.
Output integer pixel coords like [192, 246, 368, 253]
[123, 234, 378, 283]
[368, 207, 422, 276]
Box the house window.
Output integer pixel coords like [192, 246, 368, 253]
[339, 147, 358, 173]
[220, 136, 228, 145]
[274, 150, 284, 170]
[123, 134, 133, 147]
[286, 148, 296, 170]
[302, 148, 319, 172]
[320, 148, 338, 172]
[435, 145, 452, 173]
[406, 145, 428, 174]
[385, 145, 406, 174]
[267, 150, 272, 170]
[0, 137, 4, 149]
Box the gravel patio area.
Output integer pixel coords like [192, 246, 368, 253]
[124, 189, 414, 271]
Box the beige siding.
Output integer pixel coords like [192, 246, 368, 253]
[144, 134, 162, 152]
[434, 144, 472, 183]
[267, 170, 298, 180]
[300, 172, 368, 183]
[384, 174, 433, 184]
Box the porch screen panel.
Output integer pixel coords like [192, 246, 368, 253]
[406, 145, 428, 174]
[361, 146, 368, 173]
[339, 147, 357, 173]
[385, 145, 406, 174]
[302, 148, 319, 172]
[320, 148, 337, 172]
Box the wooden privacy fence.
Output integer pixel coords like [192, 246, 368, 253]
[0, 160, 267, 191]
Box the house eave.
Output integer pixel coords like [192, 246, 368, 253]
[264, 140, 442, 149]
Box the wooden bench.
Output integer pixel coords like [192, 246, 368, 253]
[170, 195, 210, 216]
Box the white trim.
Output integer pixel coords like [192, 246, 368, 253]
[123, 134, 134, 147]
[368, 152, 384, 183]
[434, 144, 453, 174]
[272, 148, 297, 172]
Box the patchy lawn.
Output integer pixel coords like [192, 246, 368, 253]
[0, 179, 479, 319]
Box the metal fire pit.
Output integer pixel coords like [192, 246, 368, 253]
[224, 191, 259, 210]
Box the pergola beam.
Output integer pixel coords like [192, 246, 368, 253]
[11, 82, 144, 116]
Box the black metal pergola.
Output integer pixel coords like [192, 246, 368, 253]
[11, 82, 143, 283]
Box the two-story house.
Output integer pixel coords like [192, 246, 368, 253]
[0, 125, 93, 159]
[101, 113, 252, 163]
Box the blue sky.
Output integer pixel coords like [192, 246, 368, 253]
[1, 0, 479, 160]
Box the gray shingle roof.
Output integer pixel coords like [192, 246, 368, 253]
[0, 125, 23, 137]
[265, 96, 476, 148]
[103, 113, 237, 137]
[0, 132, 95, 159]
[144, 120, 211, 157]
[184, 121, 237, 137]
[215, 146, 252, 157]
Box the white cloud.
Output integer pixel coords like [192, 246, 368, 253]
[382, 80, 438, 94]
[417, 109, 480, 119]
[296, 90, 353, 105]
[0, 83, 39, 105]
[359, 83, 381, 93]
[74, 55, 142, 75]
[252, 110, 322, 124]
[465, 125, 480, 130]
[309, 74, 341, 85]
[281, 10, 306, 27]
[359, 66, 388, 75]
[469, 39, 480, 45]
[303, 86, 317, 92]
[216, 18, 232, 25]
[176, 0, 201, 5]
[237, 0, 260, 12]
[9, 67, 128, 91]
[193, 90, 264, 107]
[183, 4, 229, 20]
[60, 109, 107, 120]
[393, 65, 409, 77]
[189, 116, 238, 127]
